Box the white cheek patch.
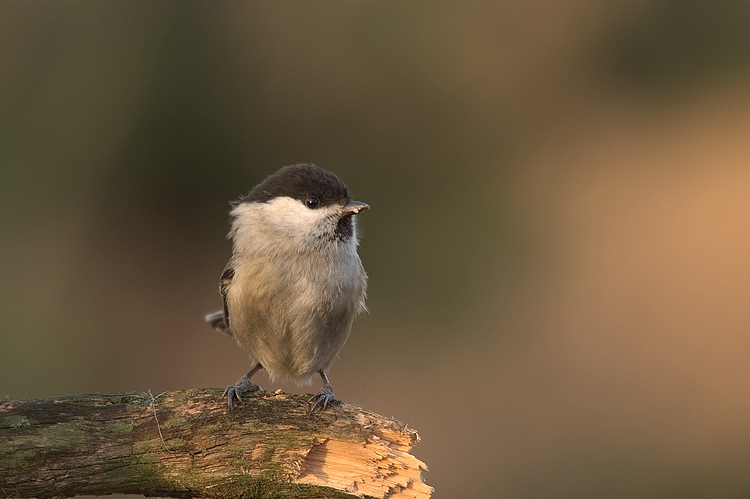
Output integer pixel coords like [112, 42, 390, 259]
[264, 197, 337, 233]
[230, 197, 342, 249]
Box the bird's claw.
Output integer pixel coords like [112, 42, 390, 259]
[223, 375, 262, 411]
[309, 384, 336, 413]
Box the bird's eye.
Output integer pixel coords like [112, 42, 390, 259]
[305, 197, 320, 209]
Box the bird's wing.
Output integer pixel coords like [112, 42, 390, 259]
[220, 265, 234, 327]
[204, 265, 235, 336]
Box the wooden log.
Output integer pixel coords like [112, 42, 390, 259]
[0, 389, 432, 499]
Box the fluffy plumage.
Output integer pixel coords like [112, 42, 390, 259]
[206, 164, 368, 411]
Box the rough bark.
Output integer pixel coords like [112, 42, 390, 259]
[0, 389, 432, 499]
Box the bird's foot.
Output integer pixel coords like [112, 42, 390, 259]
[223, 374, 262, 411]
[309, 383, 336, 413]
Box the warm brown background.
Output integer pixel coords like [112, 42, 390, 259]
[1, 1, 748, 497]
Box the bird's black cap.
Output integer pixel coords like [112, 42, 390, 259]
[239, 164, 351, 207]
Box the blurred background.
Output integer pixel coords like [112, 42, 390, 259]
[1, 1, 748, 497]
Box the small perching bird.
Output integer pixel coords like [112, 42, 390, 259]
[205, 164, 369, 412]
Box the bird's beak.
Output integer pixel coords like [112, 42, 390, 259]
[342, 200, 370, 215]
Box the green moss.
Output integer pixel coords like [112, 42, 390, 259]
[243, 421, 275, 431]
[132, 438, 164, 455]
[161, 416, 187, 429]
[4, 415, 30, 428]
[229, 482, 358, 499]
[208, 422, 225, 432]
[166, 437, 186, 449]
[38, 421, 88, 449]
[124, 393, 153, 412]
[237, 482, 268, 499]
[0, 448, 36, 469]
[134, 451, 160, 464]
[106, 420, 134, 433]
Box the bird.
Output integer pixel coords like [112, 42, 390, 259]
[205, 163, 369, 412]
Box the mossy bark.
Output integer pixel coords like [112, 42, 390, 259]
[0, 389, 431, 499]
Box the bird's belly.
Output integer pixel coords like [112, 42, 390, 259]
[228, 262, 363, 384]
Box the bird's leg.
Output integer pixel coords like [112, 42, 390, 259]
[223, 363, 263, 411]
[309, 370, 336, 413]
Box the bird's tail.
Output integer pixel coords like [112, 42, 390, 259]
[204, 310, 232, 336]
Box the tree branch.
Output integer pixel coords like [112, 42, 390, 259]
[0, 389, 432, 499]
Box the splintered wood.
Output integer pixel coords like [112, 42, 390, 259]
[295, 425, 433, 499]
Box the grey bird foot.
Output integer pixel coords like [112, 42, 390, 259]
[223, 374, 262, 411]
[309, 383, 336, 413]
